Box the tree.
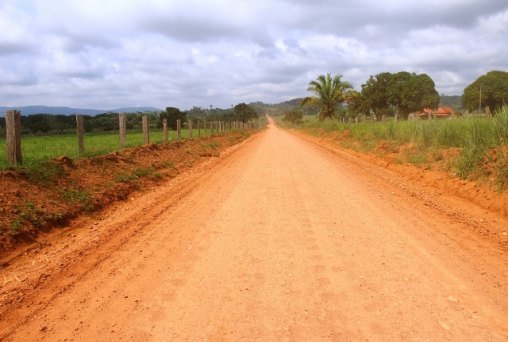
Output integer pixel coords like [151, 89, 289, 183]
[463, 70, 508, 113]
[282, 110, 303, 125]
[186, 106, 205, 121]
[0, 117, 4, 137]
[92, 113, 117, 131]
[356, 72, 393, 120]
[233, 103, 258, 123]
[30, 115, 52, 133]
[389, 72, 439, 119]
[161, 107, 186, 129]
[358, 71, 439, 120]
[300, 73, 354, 120]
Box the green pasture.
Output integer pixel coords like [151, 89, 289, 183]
[0, 128, 214, 169]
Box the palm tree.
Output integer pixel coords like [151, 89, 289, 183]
[300, 73, 354, 120]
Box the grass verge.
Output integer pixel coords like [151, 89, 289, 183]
[298, 108, 508, 190]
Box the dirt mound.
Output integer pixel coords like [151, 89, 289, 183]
[0, 132, 252, 255]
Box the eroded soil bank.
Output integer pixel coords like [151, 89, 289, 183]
[0, 131, 254, 255]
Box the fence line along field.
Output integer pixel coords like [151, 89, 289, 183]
[0, 128, 215, 169]
[0, 113, 262, 169]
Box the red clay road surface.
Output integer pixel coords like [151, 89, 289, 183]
[1, 120, 507, 341]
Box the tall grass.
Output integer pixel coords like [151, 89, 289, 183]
[302, 108, 508, 187]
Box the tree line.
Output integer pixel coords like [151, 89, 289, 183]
[0, 102, 259, 135]
[295, 69, 508, 122]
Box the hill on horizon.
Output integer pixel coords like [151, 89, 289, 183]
[0, 105, 162, 117]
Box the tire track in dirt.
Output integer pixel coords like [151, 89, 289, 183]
[0, 121, 507, 341]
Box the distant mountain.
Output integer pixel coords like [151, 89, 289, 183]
[0, 106, 102, 116]
[0, 105, 162, 116]
[109, 107, 162, 113]
[247, 98, 318, 116]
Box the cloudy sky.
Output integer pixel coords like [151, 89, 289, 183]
[1, 0, 507, 110]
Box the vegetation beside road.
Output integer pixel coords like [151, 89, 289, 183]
[284, 108, 508, 191]
[0, 129, 258, 253]
[0, 128, 213, 169]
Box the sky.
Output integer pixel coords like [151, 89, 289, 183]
[0, 0, 507, 110]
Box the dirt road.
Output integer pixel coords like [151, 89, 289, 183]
[1, 120, 507, 341]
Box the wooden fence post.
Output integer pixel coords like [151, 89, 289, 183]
[176, 119, 181, 139]
[14, 111, 21, 164]
[189, 120, 193, 138]
[142, 115, 149, 144]
[163, 119, 168, 142]
[6, 110, 22, 166]
[119, 113, 127, 147]
[198, 120, 201, 137]
[76, 114, 85, 156]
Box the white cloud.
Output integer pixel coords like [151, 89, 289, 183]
[0, 0, 507, 109]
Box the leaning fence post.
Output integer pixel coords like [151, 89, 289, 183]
[76, 114, 85, 156]
[6, 110, 22, 166]
[188, 120, 193, 138]
[142, 115, 149, 144]
[163, 119, 168, 142]
[119, 113, 127, 147]
[176, 119, 181, 139]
